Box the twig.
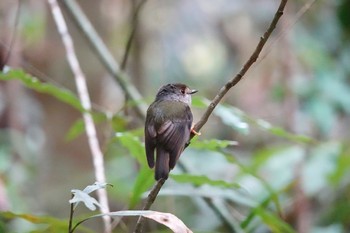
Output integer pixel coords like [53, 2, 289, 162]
[259, 0, 318, 64]
[56, 1, 236, 231]
[192, 0, 288, 135]
[68, 194, 74, 233]
[0, 0, 21, 70]
[134, 179, 165, 233]
[120, 0, 148, 70]
[134, 1, 288, 232]
[59, 0, 147, 119]
[47, 1, 111, 232]
[119, 0, 147, 118]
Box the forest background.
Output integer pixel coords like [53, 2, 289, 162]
[1, 0, 350, 232]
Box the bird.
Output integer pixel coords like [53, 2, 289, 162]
[144, 83, 197, 180]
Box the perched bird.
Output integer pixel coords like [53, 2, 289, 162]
[145, 83, 197, 180]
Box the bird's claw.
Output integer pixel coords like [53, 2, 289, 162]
[191, 128, 201, 136]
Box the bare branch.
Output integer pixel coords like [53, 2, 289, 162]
[120, 0, 148, 70]
[60, 0, 147, 119]
[0, 0, 21, 70]
[47, 1, 111, 232]
[134, 179, 166, 233]
[135, 1, 289, 232]
[54, 1, 288, 232]
[193, 0, 288, 134]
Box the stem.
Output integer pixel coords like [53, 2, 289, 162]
[120, 0, 148, 70]
[68, 194, 74, 233]
[47, 0, 111, 232]
[192, 0, 288, 134]
[60, 0, 148, 119]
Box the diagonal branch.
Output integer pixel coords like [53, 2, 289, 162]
[134, 179, 165, 233]
[58, 0, 288, 232]
[0, 0, 21, 71]
[120, 0, 148, 70]
[47, 1, 111, 232]
[59, 0, 147, 119]
[134, 0, 288, 232]
[57, 1, 237, 231]
[192, 0, 288, 134]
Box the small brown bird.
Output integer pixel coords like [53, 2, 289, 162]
[145, 83, 197, 180]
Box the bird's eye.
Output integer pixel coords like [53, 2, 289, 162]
[181, 89, 185, 94]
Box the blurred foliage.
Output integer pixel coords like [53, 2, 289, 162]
[1, 0, 350, 233]
[0, 69, 83, 111]
[0, 211, 72, 233]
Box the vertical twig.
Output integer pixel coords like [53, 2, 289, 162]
[47, 1, 111, 232]
[0, 0, 21, 70]
[120, 0, 147, 70]
[120, 0, 147, 117]
[60, 0, 148, 119]
[68, 194, 74, 233]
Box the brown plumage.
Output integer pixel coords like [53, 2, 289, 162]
[145, 83, 197, 180]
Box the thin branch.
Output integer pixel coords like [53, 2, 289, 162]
[0, 0, 21, 70]
[120, 0, 148, 70]
[59, 0, 147, 119]
[134, 0, 288, 232]
[192, 0, 288, 134]
[134, 179, 165, 233]
[56, 1, 237, 231]
[47, 1, 111, 232]
[56, 1, 287, 232]
[259, 0, 317, 63]
[68, 194, 74, 233]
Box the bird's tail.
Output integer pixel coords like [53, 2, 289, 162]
[155, 148, 170, 180]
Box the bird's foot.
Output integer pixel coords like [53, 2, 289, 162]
[191, 127, 201, 136]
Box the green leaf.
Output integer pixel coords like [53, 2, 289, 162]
[110, 114, 128, 132]
[157, 185, 256, 207]
[198, 97, 314, 143]
[65, 112, 110, 141]
[113, 131, 153, 208]
[129, 167, 154, 208]
[221, 151, 284, 218]
[214, 104, 250, 134]
[255, 208, 296, 233]
[191, 96, 208, 108]
[66, 118, 86, 141]
[251, 119, 314, 144]
[0, 69, 83, 111]
[241, 191, 294, 233]
[171, 174, 240, 189]
[303, 142, 342, 195]
[114, 132, 147, 166]
[268, 126, 313, 144]
[249, 146, 305, 175]
[0, 211, 80, 233]
[190, 138, 238, 151]
[329, 146, 350, 185]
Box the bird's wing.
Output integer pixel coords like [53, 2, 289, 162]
[145, 112, 157, 168]
[156, 105, 193, 169]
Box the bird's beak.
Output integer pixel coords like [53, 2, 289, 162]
[189, 89, 198, 95]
